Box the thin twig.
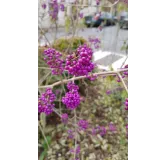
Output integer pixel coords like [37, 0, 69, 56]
[74, 109, 77, 159]
[53, 108, 61, 117]
[38, 68, 128, 89]
[117, 72, 128, 93]
[38, 71, 51, 86]
[38, 25, 52, 47]
[38, 67, 51, 70]
[60, 75, 66, 93]
[59, 90, 62, 114]
[120, 55, 128, 68]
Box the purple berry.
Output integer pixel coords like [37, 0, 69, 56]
[79, 13, 83, 19]
[61, 113, 68, 124]
[78, 120, 89, 130]
[99, 126, 107, 136]
[68, 130, 75, 139]
[109, 123, 116, 133]
[42, 3, 47, 9]
[60, 4, 65, 11]
[106, 90, 111, 95]
[125, 98, 128, 110]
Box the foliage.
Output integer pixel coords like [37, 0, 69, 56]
[39, 136, 51, 160]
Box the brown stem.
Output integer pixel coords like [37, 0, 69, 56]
[38, 68, 128, 89]
[117, 72, 128, 93]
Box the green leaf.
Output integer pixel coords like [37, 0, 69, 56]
[40, 113, 46, 129]
[42, 136, 51, 150]
[120, 137, 125, 145]
[39, 150, 47, 160]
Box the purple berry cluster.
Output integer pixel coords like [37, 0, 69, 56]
[61, 113, 68, 124]
[49, 0, 59, 20]
[79, 13, 84, 19]
[62, 82, 80, 110]
[48, 0, 65, 20]
[62, 92, 80, 110]
[67, 82, 79, 92]
[99, 126, 107, 136]
[60, 4, 65, 11]
[42, 3, 47, 9]
[117, 77, 121, 82]
[65, 44, 95, 76]
[96, 0, 100, 5]
[70, 146, 80, 155]
[76, 146, 80, 154]
[91, 128, 97, 135]
[91, 122, 118, 136]
[43, 48, 64, 75]
[116, 64, 128, 82]
[125, 98, 128, 110]
[89, 37, 101, 49]
[106, 90, 111, 95]
[68, 129, 75, 139]
[123, 64, 128, 76]
[70, 146, 81, 160]
[92, 126, 107, 136]
[38, 88, 56, 115]
[109, 123, 117, 133]
[78, 120, 89, 130]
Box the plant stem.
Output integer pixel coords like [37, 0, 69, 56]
[38, 26, 52, 47]
[53, 108, 61, 117]
[38, 122, 50, 149]
[74, 109, 77, 160]
[59, 91, 62, 114]
[38, 71, 51, 86]
[117, 72, 128, 93]
[38, 67, 51, 70]
[120, 55, 128, 68]
[38, 68, 128, 89]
